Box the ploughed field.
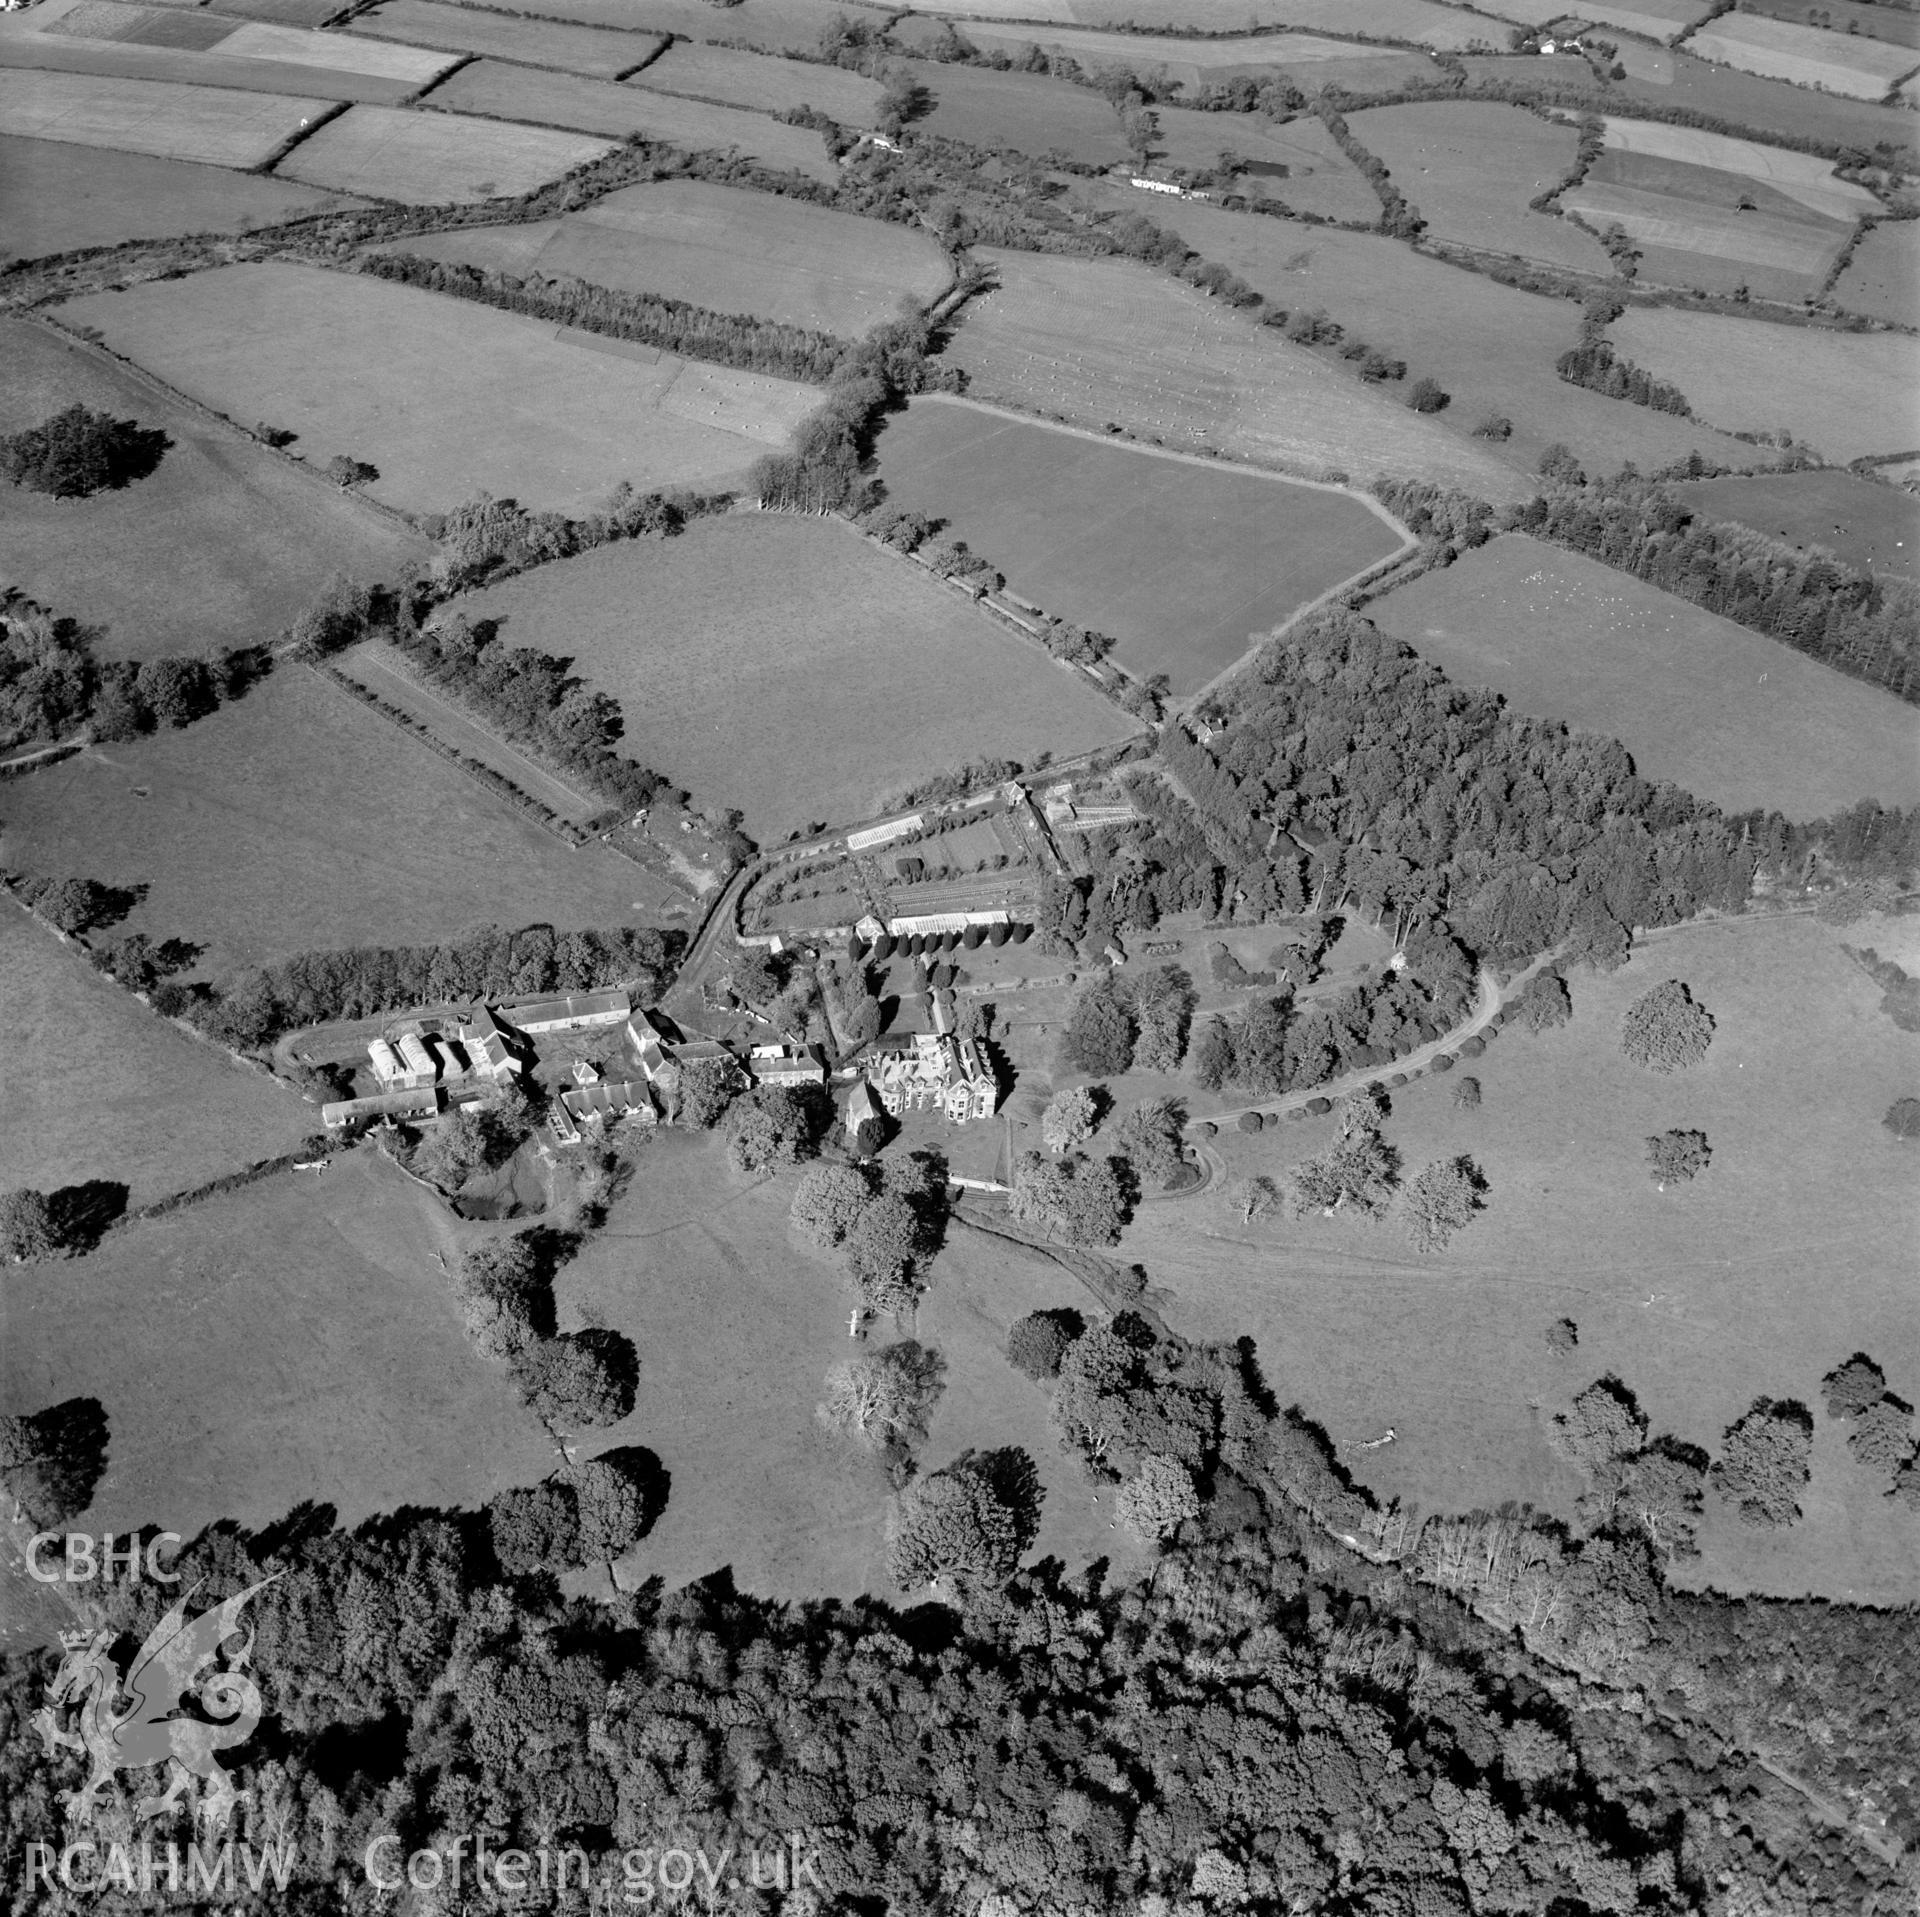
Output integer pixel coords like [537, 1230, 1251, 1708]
[373, 179, 950, 338]
[945, 249, 1531, 500]
[57, 262, 819, 516]
[0, 317, 427, 660]
[447, 514, 1142, 840]
[1371, 533, 1920, 819]
[874, 399, 1407, 697]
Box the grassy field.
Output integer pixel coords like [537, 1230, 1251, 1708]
[1145, 106, 1384, 219]
[1124, 913, 1920, 1604]
[1346, 101, 1614, 274]
[0, 899, 314, 1209]
[60, 262, 818, 516]
[939, 22, 1434, 87]
[1736, 0, 1920, 46]
[0, 1148, 556, 1545]
[1600, 118, 1880, 220]
[49, 3, 242, 52]
[352, 0, 663, 78]
[0, 318, 426, 660]
[1683, 10, 1919, 97]
[275, 101, 615, 201]
[904, 57, 1128, 167]
[1563, 165, 1851, 302]
[0, 132, 364, 261]
[1610, 307, 1920, 464]
[210, 0, 343, 24]
[213, 19, 456, 82]
[875, 398, 1406, 696]
[453, 514, 1140, 839]
[1057, 0, 1514, 50]
[425, 59, 839, 180]
[1371, 533, 1920, 817]
[635, 38, 882, 124]
[0, 65, 326, 161]
[376, 179, 949, 336]
[948, 248, 1545, 501]
[553, 1131, 1148, 1599]
[454, 0, 871, 54]
[1683, 469, 1920, 581]
[1469, 0, 1714, 26]
[1060, 191, 1766, 479]
[0, 670, 674, 977]
[1833, 219, 1920, 324]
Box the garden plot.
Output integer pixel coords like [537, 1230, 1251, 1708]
[59, 261, 819, 515]
[275, 100, 615, 201]
[1346, 100, 1614, 273]
[352, 0, 664, 77]
[633, 39, 882, 124]
[1, 133, 364, 261]
[1610, 306, 1920, 463]
[947, 248, 1542, 501]
[425, 60, 839, 181]
[1682, 10, 1918, 97]
[0, 66, 324, 162]
[377, 179, 948, 336]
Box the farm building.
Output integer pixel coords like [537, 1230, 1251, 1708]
[322, 1087, 440, 1131]
[458, 1006, 526, 1082]
[847, 816, 924, 853]
[888, 909, 1011, 938]
[748, 1044, 827, 1088]
[498, 988, 632, 1036]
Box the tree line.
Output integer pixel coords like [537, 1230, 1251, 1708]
[0, 591, 271, 753]
[358, 252, 853, 386]
[187, 921, 682, 1049]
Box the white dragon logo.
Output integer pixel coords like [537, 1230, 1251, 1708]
[31, 1576, 279, 1837]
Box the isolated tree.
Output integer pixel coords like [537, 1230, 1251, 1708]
[1233, 1173, 1282, 1225]
[1288, 1130, 1399, 1221]
[1114, 1097, 1185, 1188]
[673, 1054, 741, 1129]
[27, 875, 114, 936]
[414, 1106, 515, 1192]
[487, 1479, 580, 1577]
[725, 1087, 822, 1174]
[1645, 1128, 1710, 1185]
[1611, 1442, 1709, 1561]
[457, 1231, 549, 1360]
[1403, 1155, 1485, 1251]
[818, 1340, 945, 1450]
[573, 1453, 653, 1568]
[1131, 966, 1196, 1073]
[1546, 1316, 1579, 1355]
[1848, 1400, 1916, 1480]
[513, 1330, 636, 1430]
[886, 1448, 1036, 1590]
[1622, 980, 1714, 1072]
[844, 1189, 936, 1314]
[325, 454, 378, 488]
[791, 1164, 873, 1251]
[1008, 1151, 1131, 1247]
[1553, 1376, 1648, 1467]
[1043, 1084, 1100, 1154]
[1472, 413, 1514, 441]
[1062, 979, 1136, 1076]
[1821, 1353, 1887, 1422]
[0, 1188, 59, 1263]
[1116, 1454, 1200, 1542]
[1, 404, 167, 498]
[1005, 1308, 1083, 1381]
[1187, 1014, 1235, 1091]
[1406, 377, 1449, 413]
[1453, 1074, 1482, 1112]
[1882, 1096, 1920, 1141]
[0, 1398, 110, 1528]
[1712, 1399, 1813, 1528]
[1517, 972, 1572, 1035]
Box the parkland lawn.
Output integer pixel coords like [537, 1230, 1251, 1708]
[1123, 913, 1920, 1605]
[875, 399, 1407, 696]
[453, 514, 1142, 840]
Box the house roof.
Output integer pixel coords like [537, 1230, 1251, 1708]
[501, 988, 632, 1027]
[561, 1080, 653, 1120]
[844, 1079, 883, 1127]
